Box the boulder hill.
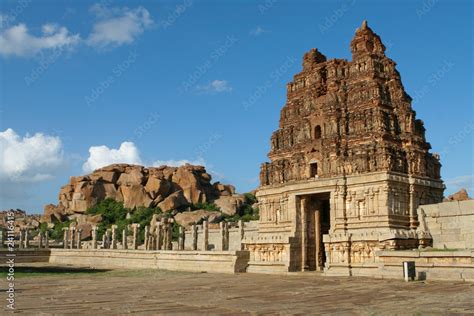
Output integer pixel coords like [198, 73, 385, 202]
[43, 163, 244, 224]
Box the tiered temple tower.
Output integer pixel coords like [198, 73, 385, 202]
[244, 21, 444, 274]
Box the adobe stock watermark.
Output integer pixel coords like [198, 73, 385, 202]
[258, 0, 277, 15]
[440, 121, 474, 158]
[318, 0, 356, 34]
[412, 60, 454, 104]
[85, 50, 139, 107]
[159, 0, 193, 30]
[0, 0, 31, 29]
[179, 35, 238, 93]
[130, 112, 161, 142]
[242, 56, 296, 111]
[5, 210, 16, 311]
[416, 0, 439, 19]
[24, 46, 66, 87]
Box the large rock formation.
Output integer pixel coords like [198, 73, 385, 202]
[444, 188, 471, 202]
[43, 163, 243, 223]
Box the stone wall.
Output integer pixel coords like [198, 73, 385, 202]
[418, 200, 474, 249]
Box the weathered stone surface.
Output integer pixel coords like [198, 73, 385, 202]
[45, 163, 235, 219]
[157, 190, 189, 212]
[121, 185, 153, 209]
[214, 195, 245, 216]
[174, 210, 223, 227]
[444, 188, 470, 202]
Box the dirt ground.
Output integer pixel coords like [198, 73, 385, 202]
[3, 264, 474, 315]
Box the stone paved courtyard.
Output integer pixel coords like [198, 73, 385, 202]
[6, 265, 474, 315]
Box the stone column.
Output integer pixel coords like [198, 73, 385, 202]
[132, 224, 140, 250]
[219, 222, 225, 251]
[104, 229, 111, 249]
[238, 220, 244, 250]
[0, 228, 4, 248]
[156, 223, 162, 250]
[62, 227, 69, 249]
[122, 227, 128, 250]
[101, 234, 106, 249]
[111, 225, 117, 249]
[166, 222, 173, 250]
[45, 231, 49, 249]
[315, 209, 321, 271]
[178, 226, 185, 250]
[224, 222, 229, 251]
[409, 183, 418, 229]
[91, 226, 98, 249]
[76, 228, 83, 249]
[24, 229, 29, 248]
[144, 225, 149, 250]
[191, 224, 198, 250]
[300, 197, 307, 271]
[38, 232, 43, 249]
[69, 227, 75, 249]
[202, 221, 208, 251]
[19, 230, 24, 249]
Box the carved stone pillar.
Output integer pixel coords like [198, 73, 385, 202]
[132, 224, 140, 250]
[409, 183, 418, 229]
[111, 225, 117, 249]
[24, 229, 29, 248]
[38, 232, 43, 249]
[76, 228, 83, 249]
[300, 198, 307, 271]
[62, 228, 68, 249]
[122, 228, 128, 250]
[166, 222, 173, 250]
[224, 222, 229, 251]
[202, 221, 209, 251]
[144, 225, 149, 250]
[178, 226, 185, 250]
[69, 227, 75, 249]
[19, 230, 24, 249]
[91, 226, 98, 249]
[219, 222, 225, 251]
[45, 231, 49, 249]
[238, 220, 244, 250]
[191, 224, 198, 250]
[156, 223, 162, 250]
[101, 233, 106, 249]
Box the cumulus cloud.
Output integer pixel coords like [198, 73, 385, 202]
[87, 5, 153, 49]
[153, 157, 206, 168]
[195, 80, 233, 94]
[83, 141, 142, 173]
[0, 21, 80, 57]
[0, 128, 64, 182]
[445, 175, 474, 195]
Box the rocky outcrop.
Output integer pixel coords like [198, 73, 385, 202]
[213, 195, 245, 216]
[43, 163, 238, 223]
[174, 210, 223, 227]
[444, 188, 471, 202]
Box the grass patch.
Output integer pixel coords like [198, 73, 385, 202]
[0, 266, 110, 278]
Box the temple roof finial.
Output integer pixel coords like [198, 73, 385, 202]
[361, 20, 368, 30]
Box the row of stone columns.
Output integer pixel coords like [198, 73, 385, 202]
[62, 227, 83, 249]
[144, 218, 178, 251]
[5, 229, 50, 249]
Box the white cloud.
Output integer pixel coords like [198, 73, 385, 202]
[83, 141, 142, 173]
[0, 22, 80, 57]
[195, 80, 233, 94]
[153, 157, 206, 168]
[250, 26, 265, 36]
[445, 175, 474, 195]
[87, 5, 153, 49]
[0, 128, 64, 182]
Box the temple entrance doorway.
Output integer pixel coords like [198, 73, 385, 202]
[301, 193, 331, 271]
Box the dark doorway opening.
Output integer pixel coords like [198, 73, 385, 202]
[303, 193, 330, 271]
[310, 162, 318, 177]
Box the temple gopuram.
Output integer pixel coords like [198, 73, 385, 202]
[244, 21, 444, 274]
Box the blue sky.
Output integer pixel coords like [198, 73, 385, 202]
[0, 0, 472, 213]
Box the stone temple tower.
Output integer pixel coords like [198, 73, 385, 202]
[243, 21, 444, 274]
